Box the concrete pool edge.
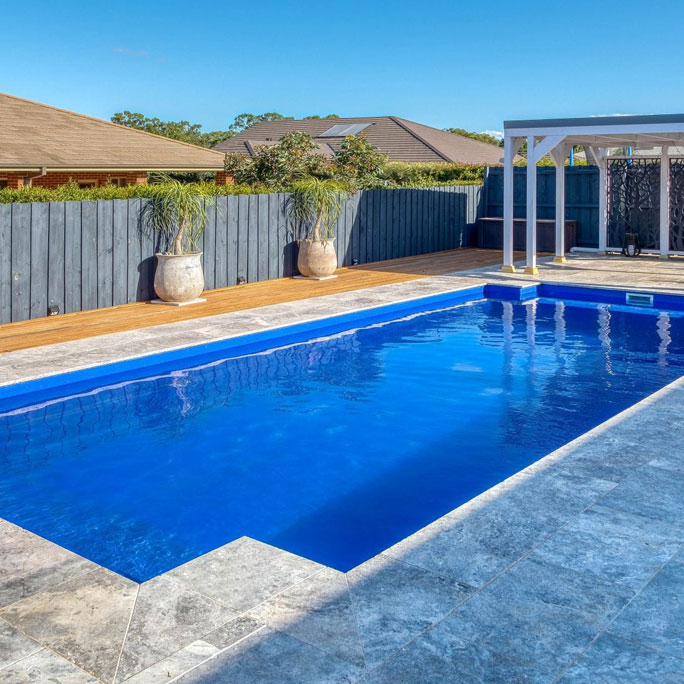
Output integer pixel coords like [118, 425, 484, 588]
[2, 276, 683, 411]
[1, 348, 683, 682]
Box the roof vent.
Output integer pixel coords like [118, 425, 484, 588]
[319, 122, 373, 137]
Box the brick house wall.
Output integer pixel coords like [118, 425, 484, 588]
[215, 171, 233, 185]
[1, 171, 230, 189]
[0, 172, 148, 189]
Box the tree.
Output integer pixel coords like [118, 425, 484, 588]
[111, 111, 232, 148]
[225, 131, 327, 187]
[228, 112, 293, 133]
[303, 114, 340, 120]
[444, 128, 503, 147]
[332, 136, 387, 188]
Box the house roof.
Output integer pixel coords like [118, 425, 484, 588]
[244, 139, 336, 158]
[0, 93, 226, 172]
[214, 116, 504, 165]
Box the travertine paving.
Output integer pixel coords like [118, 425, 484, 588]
[1, 254, 683, 683]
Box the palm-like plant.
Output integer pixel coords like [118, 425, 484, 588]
[288, 178, 348, 241]
[146, 175, 213, 254]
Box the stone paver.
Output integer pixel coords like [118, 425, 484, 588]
[121, 641, 220, 684]
[0, 648, 101, 684]
[533, 504, 684, 590]
[203, 615, 264, 650]
[0, 568, 137, 683]
[436, 581, 605, 673]
[557, 634, 684, 683]
[346, 554, 473, 670]
[174, 627, 364, 684]
[607, 549, 684, 660]
[0, 519, 96, 609]
[115, 574, 236, 682]
[167, 537, 323, 613]
[248, 566, 365, 667]
[598, 464, 684, 528]
[0, 619, 40, 670]
[384, 467, 616, 588]
[365, 626, 552, 684]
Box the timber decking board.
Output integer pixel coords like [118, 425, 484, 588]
[0, 248, 519, 353]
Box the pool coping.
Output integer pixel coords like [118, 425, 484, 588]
[3, 266, 683, 400]
[2, 259, 684, 682]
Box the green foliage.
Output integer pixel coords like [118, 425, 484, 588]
[0, 179, 254, 204]
[229, 112, 293, 133]
[444, 128, 503, 147]
[287, 178, 349, 241]
[302, 114, 340, 120]
[111, 111, 232, 148]
[332, 136, 388, 188]
[225, 131, 327, 187]
[143, 175, 214, 254]
[380, 162, 485, 186]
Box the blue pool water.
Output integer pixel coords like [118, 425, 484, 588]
[2, 293, 684, 581]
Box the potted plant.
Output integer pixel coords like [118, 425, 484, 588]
[288, 179, 348, 279]
[146, 177, 214, 304]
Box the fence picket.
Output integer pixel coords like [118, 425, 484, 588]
[30, 202, 49, 319]
[112, 200, 128, 305]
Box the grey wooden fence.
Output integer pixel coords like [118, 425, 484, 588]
[484, 166, 600, 247]
[0, 185, 482, 324]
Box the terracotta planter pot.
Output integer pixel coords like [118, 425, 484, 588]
[154, 252, 204, 303]
[297, 239, 337, 278]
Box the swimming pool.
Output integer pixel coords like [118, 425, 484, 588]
[2, 284, 684, 581]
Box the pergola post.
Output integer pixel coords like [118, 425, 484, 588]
[660, 146, 670, 259]
[525, 135, 538, 275]
[501, 135, 519, 273]
[590, 147, 608, 254]
[551, 145, 568, 263]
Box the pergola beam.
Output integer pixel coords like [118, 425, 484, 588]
[530, 135, 566, 164]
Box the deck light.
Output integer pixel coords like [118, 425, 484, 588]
[352, 258, 359, 266]
[237, 276, 246, 285]
[47, 304, 60, 316]
[622, 232, 642, 258]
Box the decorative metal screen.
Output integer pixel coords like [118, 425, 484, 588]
[607, 159, 661, 249]
[669, 159, 684, 251]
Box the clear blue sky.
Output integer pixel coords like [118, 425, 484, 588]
[5, 0, 684, 136]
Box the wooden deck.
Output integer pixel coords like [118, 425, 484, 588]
[0, 249, 516, 353]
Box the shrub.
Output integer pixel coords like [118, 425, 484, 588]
[444, 128, 503, 147]
[380, 162, 486, 186]
[225, 131, 329, 187]
[331, 136, 388, 188]
[144, 176, 214, 254]
[287, 178, 349, 241]
[0, 179, 255, 204]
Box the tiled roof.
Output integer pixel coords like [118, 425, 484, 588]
[0, 93, 226, 171]
[244, 139, 336, 158]
[214, 116, 504, 165]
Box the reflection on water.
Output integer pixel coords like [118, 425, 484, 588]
[2, 298, 684, 581]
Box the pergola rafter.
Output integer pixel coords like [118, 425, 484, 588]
[502, 113, 684, 273]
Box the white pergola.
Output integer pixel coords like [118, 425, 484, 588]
[502, 113, 684, 274]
